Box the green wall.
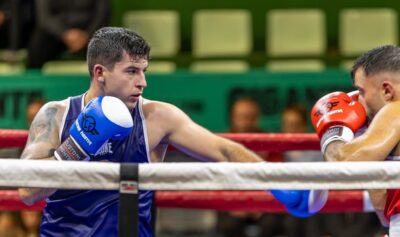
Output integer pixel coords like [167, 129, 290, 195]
[0, 70, 353, 131]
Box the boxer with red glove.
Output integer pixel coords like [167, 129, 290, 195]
[311, 91, 367, 154]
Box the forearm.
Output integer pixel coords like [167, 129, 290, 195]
[19, 156, 58, 205]
[323, 141, 346, 162]
[19, 102, 63, 205]
[222, 141, 264, 162]
[19, 187, 56, 206]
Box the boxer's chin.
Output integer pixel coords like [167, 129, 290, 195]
[125, 96, 139, 109]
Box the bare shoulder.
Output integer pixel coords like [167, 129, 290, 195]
[30, 99, 68, 130]
[378, 100, 400, 114]
[141, 98, 193, 144]
[142, 98, 188, 121]
[22, 99, 69, 160]
[372, 101, 400, 127]
[41, 100, 68, 116]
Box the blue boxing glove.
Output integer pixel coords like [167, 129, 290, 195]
[54, 96, 133, 161]
[270, 190, 328, 218]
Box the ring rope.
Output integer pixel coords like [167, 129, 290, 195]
[0, 129, 320, 151]
[155, 190, 374, 213]
[0, 129, 29, 148]
[0, 190, 372, 213]
[0, 190, 45, 211]
[0, 129, 377, 214]
[1, 160, 400, 190]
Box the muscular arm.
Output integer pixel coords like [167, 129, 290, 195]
[324, 101, 400, 162]
[153, 102, 263, 162]
[323, 102, 400, 214]
[170, 121, 262, 162]
[18, 102, 63, 205]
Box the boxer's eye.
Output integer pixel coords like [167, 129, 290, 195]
[126, 69, 136, 75]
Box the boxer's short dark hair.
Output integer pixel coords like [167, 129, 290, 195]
[87, 27, 151, 77]
[351, 45, 400, 80]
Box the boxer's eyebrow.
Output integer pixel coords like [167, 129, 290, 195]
[124, 65, 148, 73]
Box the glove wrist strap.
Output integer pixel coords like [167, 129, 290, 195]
[321, 126, 354, 154]
[54, 137, 89, 161]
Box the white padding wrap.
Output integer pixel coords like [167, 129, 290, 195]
[321, 126, 354, 154]
[308, 190, 329, 213]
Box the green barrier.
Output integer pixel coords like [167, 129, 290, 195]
[0, 70, 353, 131]
[0, 73, 89, 129]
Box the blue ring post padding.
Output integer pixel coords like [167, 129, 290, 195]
[119, 163, 139, 237]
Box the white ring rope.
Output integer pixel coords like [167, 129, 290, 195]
[0, 159, 120, 189]
[1, 159, 399, 190]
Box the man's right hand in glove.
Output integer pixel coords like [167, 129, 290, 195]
[54, 96, 133, 161]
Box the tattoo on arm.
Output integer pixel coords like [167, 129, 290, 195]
[19, 105, 60, 204]
[28, 107, 57, 143]
[21, 106, 59, 160]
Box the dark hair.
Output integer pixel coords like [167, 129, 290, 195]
[283, 104, 307, 124]
[230, 97, 260, 115]
[351, 45, 400, 80]
[87, 27, 151, 77]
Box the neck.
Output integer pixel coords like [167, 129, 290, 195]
[84, 84, 104, 106]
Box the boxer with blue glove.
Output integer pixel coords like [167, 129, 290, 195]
[54, 96, 133, 161]
[277, 91, 365, 218]
[279, 90, 366, 218]
[269, 93, 364, 218]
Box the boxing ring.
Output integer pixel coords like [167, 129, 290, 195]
[0, 129, 394, 236]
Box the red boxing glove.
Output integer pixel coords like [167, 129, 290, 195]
[347, 90, 360, 101]
[311, 91, 367, 153]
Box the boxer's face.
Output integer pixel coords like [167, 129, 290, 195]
[354, 68, 385, 119]
[102, 51, 148, 110]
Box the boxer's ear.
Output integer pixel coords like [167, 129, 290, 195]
[382, 81, 395, 101]
[93, 64, 105, 83]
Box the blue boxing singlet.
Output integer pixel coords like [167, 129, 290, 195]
[40, 94, 154, 237]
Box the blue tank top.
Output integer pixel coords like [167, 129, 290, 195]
[40, 94, 154, 237]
